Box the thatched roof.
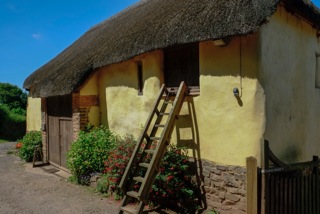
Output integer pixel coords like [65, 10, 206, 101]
[24, 0, 320, 97]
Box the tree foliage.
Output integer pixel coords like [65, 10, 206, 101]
[0, 82, 27, 114]
[0, 82, 27, 140]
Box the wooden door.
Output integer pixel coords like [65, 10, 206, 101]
[48, 116, 60, 165]
[47, 95, 72, 168]
[164, 43, 199, 88]
[59, 118, 73, 167]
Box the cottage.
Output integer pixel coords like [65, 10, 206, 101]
[24, 0, 320, 212]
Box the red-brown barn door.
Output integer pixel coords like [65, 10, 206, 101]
[47, 95, 73, 168]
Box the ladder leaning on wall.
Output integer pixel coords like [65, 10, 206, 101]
[118, 81, 188, 214]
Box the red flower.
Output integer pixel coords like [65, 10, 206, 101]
[167, 175, 174, 181]
[16, 142, 22, 149]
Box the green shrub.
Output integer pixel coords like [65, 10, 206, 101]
[19, 131, 42, 162]
[96, 174, 110, 194]
[67, 126, 117, 185]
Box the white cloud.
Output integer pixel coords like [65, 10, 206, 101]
[32, 33, 42, 39]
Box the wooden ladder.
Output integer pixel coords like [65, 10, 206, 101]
[118, 81, 188, 214]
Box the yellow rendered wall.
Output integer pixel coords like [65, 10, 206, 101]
[80, 72, 99, 96]
[79, 72, 100, 127]
[26, 97, 41, 131]
[98, 50, 163, 138]
[98, 39, 265, 166]
[259, 6, 320, 163]
[190, 35, 265, 166]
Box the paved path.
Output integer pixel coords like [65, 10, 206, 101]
[0, 142, 120, 214]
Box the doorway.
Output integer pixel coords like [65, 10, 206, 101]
[47, 95, 73, 168]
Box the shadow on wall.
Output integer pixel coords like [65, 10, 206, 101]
[175, 97, 207, 212]
[279, 145, 301, 163]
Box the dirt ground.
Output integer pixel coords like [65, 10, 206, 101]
[0, 142, 120, 214]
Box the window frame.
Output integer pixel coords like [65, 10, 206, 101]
[163, 43, 200, 95]
[137, 61, 143, 95]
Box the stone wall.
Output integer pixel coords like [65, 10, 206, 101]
[197, 159, 247, 213]
[41, 98, 47, 162]
[72, 92, 80, 140]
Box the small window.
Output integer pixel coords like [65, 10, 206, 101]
[137, 61, 143, 95]
[316, 53, 320, 88]
[164, 43, 199, 94]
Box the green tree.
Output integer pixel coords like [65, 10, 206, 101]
[0, 82, 27, 114]
[0, 83, 27, 140]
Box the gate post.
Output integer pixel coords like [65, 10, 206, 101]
[313, 156, 319, 213]
[246, 156, 257, 214]
[263, 140, 270, 214]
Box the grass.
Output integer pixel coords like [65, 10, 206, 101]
[0, 138, 10, 143]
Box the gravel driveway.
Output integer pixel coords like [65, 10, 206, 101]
[0, 142, 120, 214]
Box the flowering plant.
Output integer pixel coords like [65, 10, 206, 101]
[16, 142, 23, 149]
[104, 142, 199, 212]
[104, 135, 137, 199]
[149, 145, 199, 213]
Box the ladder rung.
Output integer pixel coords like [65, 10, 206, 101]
[118, 82, 187, 213]
[133, 176, 144, 183]
[144, 149, 155, 154]
[155, 124, 165, 128]
[120, 205, 137, 214]
[160, 112, 170, 116]
[139, 163, 150, 168]
[127, 191, 140, 199]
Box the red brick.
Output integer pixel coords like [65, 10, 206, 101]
[79, 95, 99, 108]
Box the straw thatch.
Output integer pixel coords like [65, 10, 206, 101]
[24, 0, 320, 97]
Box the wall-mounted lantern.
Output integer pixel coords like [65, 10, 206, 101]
[233, 87, 240, 97]
[233, 87, 243, 106]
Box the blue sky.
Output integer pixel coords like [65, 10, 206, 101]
[0, 0, 320, 90]
[0, 0, 139, 89]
